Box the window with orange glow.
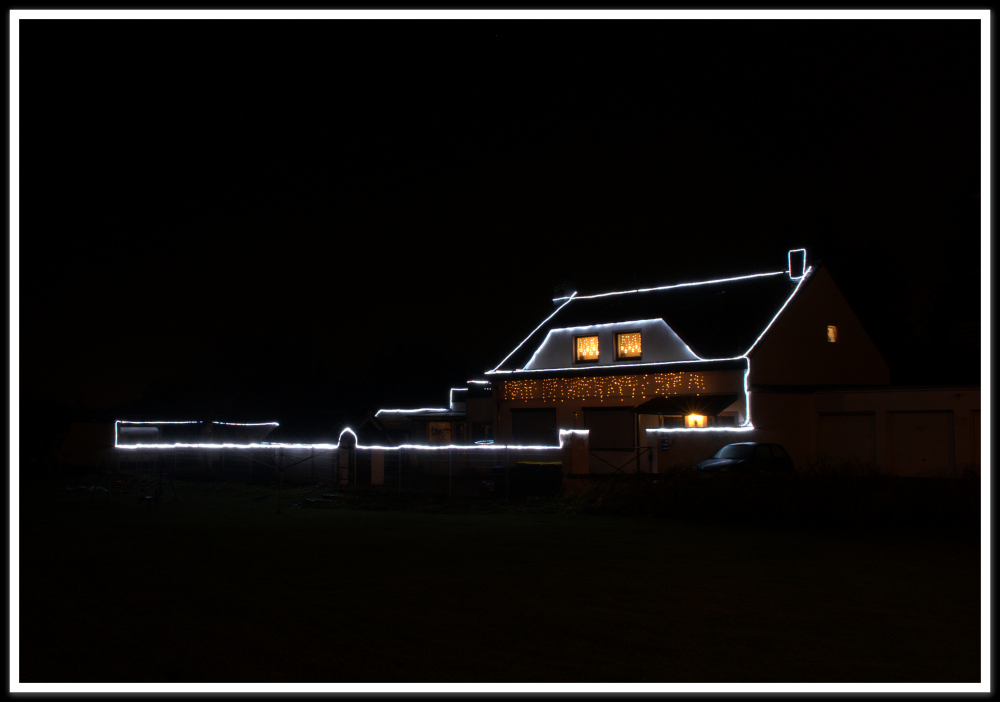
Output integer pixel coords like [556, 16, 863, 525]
[575, 335, 599, 363]
[685, 414, 707, 428]
[616, 331, 642, 359]
[827, 325, 838, 342]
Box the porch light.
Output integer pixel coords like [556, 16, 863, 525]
[685, 414, 707, 428]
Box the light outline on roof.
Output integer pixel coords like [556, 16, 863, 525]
[551, 270, 787, 303]
[741, 265, 814, 359]
[521, 318, 703, 370]
[449, 387, 468, 410]
[486, 357, 746, 375]
[490, 291, 577, 372]
[374, 408, 453, 417]
[490, 262, 812, 432]
[787, 248, 807, 279]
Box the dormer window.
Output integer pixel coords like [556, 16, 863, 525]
[575, 335, 599, 363]
[615, 331, 642, 360]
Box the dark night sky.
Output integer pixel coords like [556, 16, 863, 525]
[19, 18, 982, 440]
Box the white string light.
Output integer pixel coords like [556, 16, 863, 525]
[647, 427, 755, 434]
[741, 266, 813, 358]
[491, 292, 577, 372]
[788, 248, 807, 278]
[449, 387, 468, 410]
[551, 270, 787, 303]
[116, 255, 806, 451]
[115, 426, 587, 452]
[115, 420, 280, 448]
[487, 357, 744, 375]
[212, 421, 280, 426]
[374, 408, 452, 417]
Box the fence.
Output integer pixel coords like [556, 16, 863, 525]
[110, 444, 566, 497]
[588, 447, 653, 474]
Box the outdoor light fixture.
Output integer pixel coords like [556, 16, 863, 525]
[685, 414, 707, 428]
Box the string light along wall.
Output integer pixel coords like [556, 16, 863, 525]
[501, 372, 708, 403]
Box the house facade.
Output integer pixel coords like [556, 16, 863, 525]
[465, 249, 979, 478]
[101, 250, 980, 485]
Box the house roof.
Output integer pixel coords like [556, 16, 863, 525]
[490, 267, 810, 374]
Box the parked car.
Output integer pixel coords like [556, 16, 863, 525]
[693, 442, 794, 475]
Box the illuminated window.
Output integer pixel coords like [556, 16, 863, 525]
[615, 331, 642, 360]
[575, 335, 599, 363]
[827, 325, 838, 343]
[685, 414, 707, 428]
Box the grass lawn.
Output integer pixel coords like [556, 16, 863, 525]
[17, 473, 982, 683]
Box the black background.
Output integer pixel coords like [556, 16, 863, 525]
[19, 19, 982, 442]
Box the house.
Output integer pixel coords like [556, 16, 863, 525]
[471, 249, 980, 478]
[103, 251, 980, 485]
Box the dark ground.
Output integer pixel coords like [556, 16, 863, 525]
[19, 470, 981, 683]
[18, 470, 982, 684]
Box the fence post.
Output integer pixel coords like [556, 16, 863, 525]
[371, 448, 384, 486]
[505, 444, 509, 499]
[645, 428, 659, 474]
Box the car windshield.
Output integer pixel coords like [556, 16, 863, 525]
[713, 444, 754, 459]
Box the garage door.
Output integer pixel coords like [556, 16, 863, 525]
[511, 409, 558, 446]
[889, 411, 955, 477]
[584, 408, 635, 449]
[817, 413, 876, 469]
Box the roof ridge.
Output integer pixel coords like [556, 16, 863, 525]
[553, 270, 788, 302]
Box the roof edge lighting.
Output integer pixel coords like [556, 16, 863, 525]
[550, 270, 787, 303]
[741, 265, 814, 358]
[374, 408, 453, 417]
[491, 292, 577, 372]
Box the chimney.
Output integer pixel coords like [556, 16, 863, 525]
[788, 249, 807, 278]
[553, 281, 576, 306]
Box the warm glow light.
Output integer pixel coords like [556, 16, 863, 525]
[502, 372, 707, 402]
[685, 414, 707, 428]
[827, 325, 838, 343]
[617, 332, 641, 358]
[576, 335, 599, 362]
